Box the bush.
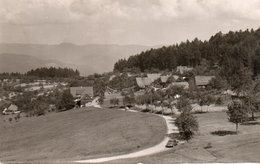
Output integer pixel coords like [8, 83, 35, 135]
[211, 130, 237, 136]
[141, 108, 151, 113]
[216, 97, 223, 105]
[155, 110, 162, 114]
[204, 142, 212, 149]
[175, 112, 199, 141]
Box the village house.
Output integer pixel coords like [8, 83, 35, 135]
[160, 75, 171, 83]
[70, 87, 94, 107]
[70, 87, 94, 98]
[195, 75, 215, 88]
[136, 77, 152, 88]
[147, 73, 161, 82]
[160, 75, 179, 83]
[2, 104, 20, 115]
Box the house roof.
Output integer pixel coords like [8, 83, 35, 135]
[160, 75, 170, 83]
[8, 104, 18, 111]
[70, 87, 94, 98]
[136, 77, 152, 88]
[147, 73, 161, 82]
[195, 76, 215, 86]
[161, 75, 179, 83]
[170, 82, 189, 89]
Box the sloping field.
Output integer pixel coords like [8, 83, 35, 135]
[0, 108, 166, 162]
[110, 112, 260, 163]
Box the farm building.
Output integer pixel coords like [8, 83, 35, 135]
[160, 75, 170, 83]
[2, 104, 20, 115]
[147, 73, 161, 82]
[195, 76, 215, 88]
[136, 77, 153, 88]
[70, 87, 94, 107]
[70, 87, 94, 98]
[160, 75, 179, 83]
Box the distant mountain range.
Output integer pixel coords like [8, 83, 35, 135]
[0, 53, 67, 74]
[0, 43, 154, 75]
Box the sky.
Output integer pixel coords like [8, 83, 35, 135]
[0, 0, 260, 46]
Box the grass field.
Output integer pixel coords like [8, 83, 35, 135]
[110, 112, 260, 163]
[0, 107, 166, 162]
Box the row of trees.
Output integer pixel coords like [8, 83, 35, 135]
[0, 67, 80, 79]
[26, 67, 80, 78]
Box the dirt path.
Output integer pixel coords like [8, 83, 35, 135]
[75, 114, 178, 163]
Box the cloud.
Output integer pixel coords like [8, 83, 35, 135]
[67, 0, 260, 22]
[1, 0, 260, 45]
[0, 0, 80, 24]
[1, 0, 260, 25]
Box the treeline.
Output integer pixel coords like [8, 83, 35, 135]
[114, 28, 260, 81]
[0, 67, 80, 79]
[26, 67, 80, 78]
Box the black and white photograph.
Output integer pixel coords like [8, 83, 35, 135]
[0, 0, 260, 163]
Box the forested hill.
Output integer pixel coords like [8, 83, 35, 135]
[114, 28, 260, 80]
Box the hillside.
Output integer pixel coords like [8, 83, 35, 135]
[0, 108, 166, 161]
[0, 43, 152, 75]
[114, 28, 260, 89]
[110, 112, 260, 163]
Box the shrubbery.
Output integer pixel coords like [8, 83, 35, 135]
[175, 112, 199, 141]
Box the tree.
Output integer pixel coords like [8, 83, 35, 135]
[14, 92, 34, 113]
[175, 112, 199, 141]
[176, 97, 192, 113]
[123, 91, 136, 107]
[32, 100, 48, 116]
[56, 90, 74, 111]
[227, 99, 248, 133]
[197, 91, 215, 112]
[113, 28, 260, 86]
[244, 76, 260, 120]
[208, 75, 229, 90]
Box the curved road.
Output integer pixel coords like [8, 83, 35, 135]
[75, 113, 179, 163]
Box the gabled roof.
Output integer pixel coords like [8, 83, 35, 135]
[160, 75, 170, 83]
[161, 75, 179, 83]
[7, 104, 18, 111]
[136, 77, 152, 88]
[195, 76, 215, 86]
[147, 73, 161, 82]
[70, 87, 94, 98]
[169, 81, 189, 89]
